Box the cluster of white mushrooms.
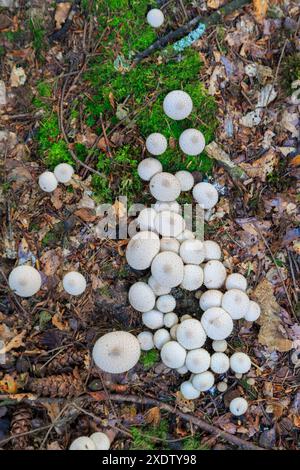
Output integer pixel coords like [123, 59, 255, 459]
[38, 162, 74, 192]
[69, 432, 110, 451]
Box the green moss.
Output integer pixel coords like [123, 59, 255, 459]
[139, 349, 160, 370]
[29, 18, 46, 61]
[37, 81, 52, 98]
[131, 419, 169, 450]
[183, 437, 210, 450]
[281, 53, 300, 92]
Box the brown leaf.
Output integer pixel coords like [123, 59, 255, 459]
[51, 187, 63, 210]
[290, 155, 300, 167]
[40, 249, 61, 276]
[52, 313, 69, 331]
[54, 2, 71, 29]
[74, 208, 97, 222]
[240, 149, 279, 182]
[0, 374, 18, 393]
[175, 391, 195, 413]
[253, 0, 269, 23]
[1, 330, 26, 353]
[144, 407, 161, 426]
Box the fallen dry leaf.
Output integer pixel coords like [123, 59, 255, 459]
[52, 313, 69, 331]
[240, 149, 279, 182]
[144, 407, 161, 426]
[0, 374, 18, 393]
[74, 207, 97, 222]
[0, 330, 26, 354]
[54, 2, 71, 29]
[175, 391, 195, 413]
[10, 65, 26, 87]
[253, 0, 268, 23]
[40, 249, 61, 276]
[290, 155, 300, 167]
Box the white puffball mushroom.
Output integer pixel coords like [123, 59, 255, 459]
[161, 341, 186, 369]
[63, 271, 86, 296]
[181, 264, 204, 291]
[179, 129, 205, 156]
[203, 240, 222, 260]
[221, 289, 250, 320]
[180, 239, 205, 265]
[199, 290, 223, 311]
[186, 348, 210, 374]
[137, 331, 154, 351]
[137, 208, 157, 231]
[54, 163, 74, 183]
[180, 381, 200, 400]
[201, 307, 233, 340]
[142, 310, 164, 330]
[126, 231, 160, 270]
[38, 171, 58, 192]
[181, 314, 192, 322]
[176, 365, 188, 375]
[192, 371, 215, 392]
[176, 319, 206, 350]
[230, 352, 251, 374]
[150, 172, 181, 202]
[210, 352, 230, 374]
[160, 237, 180, 254]
[229, 397, 248, 416]
[154, 200, 181, 214]
[163, 90, 193, 121]
[148, 275, 171, 296]
[203, 260, 227, 289]
[154, 328, 171, 350]
[164, 312, 178, 328]
[176, 230, 195, 242]
[225, 273, 247, 292]
[146, 133, 167, 155]
[170, 324, 178, 339]
[156, 294, 176, 313]
[175, 171, 194, 191]
[217, 381, 228, 392]
[128, 282, 156, 312]
[69, 436, 95, 450]
[147, 8, 164, 28]
[92, 331, 141, 374]
[193, 182, 218, 210]
[235, 373, 243, 379]
[212, 340, 227, 353]
[151, 251, 184, 288]
[138, 158, 163, 181]
[154, 211, 186, 238]
[8, 265, 42, 298]
[90, 432, 110, 450]
[244, 301, 261, 322]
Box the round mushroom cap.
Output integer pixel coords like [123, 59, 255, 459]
[148, 275, 171, 296]
[176, 365, 188, 375]
[180, 381, 200, 400]
[128, 282, 156, 312]
[126, 231, 160, 270]
[156, 294, 176, 313]
[185, 348, 210, 373]
[221, 289, 250, 320]
[137, 331, 154, 351]
[180, 314, 192, 322]
[154, 210, 186, 237]
[192, 371, 215, 391]
[69, 436, 95, 450]
[90, 432, 110, 450]
[203, 240, 222, 260]
[92, 331, 141, 374]
[199, 290, 223, 311]
[8, 265, 42, 297]
[201, 307, 233, 340]
[147, 8, 164, 28]
[38, 171, 58, 192]
[150, 172, 181, 202]
[244, 301, 261, 322]
[164, 312, 178, 328]
[161, 341, 186, 368]
[203, 260, 227, 289]
[63, 271, 86, 296]
[160, 237, 180, 254]
[193, 182, 218, 210]
[179, 129, 205, 156]
[181, 265, 204, 291]
[153, 328, 171, 349]
[170, 324, 179, 339]
[138, 158, 163, 181]
[212, 339, 227, 353]
[175, 171, 194, 191]
[54, 163, 74, 183]
[180, 239, 205, 265]
[154, 200, 181, 214]
[163, 90, 193, 121]
[151, 251, 184, 288]
[177, 229, 195, 242]
[230, 352, 251, 374]
[176, 319, 206, 350]
[225, 273, 247, 292]
[142, 310, 164, 329]
[137, 208, 157, 231]
[217, 381, 228, 392]
[229, 397, 248, 416]
[210, 352, 230, 374]
[146, 133, 167, 155]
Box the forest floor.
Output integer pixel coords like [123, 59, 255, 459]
[0, 0, 299, 451]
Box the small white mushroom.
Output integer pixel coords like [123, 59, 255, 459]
[170, 324, 179, 339]
[128, 281, 156, 312]
[150, 172, 181, 202]
[154, 200, 181, 214]
[203, 240, 222, 260]
[217, 381, 228, 392]
[148, 275, 171, 296]
[8, 265, 42, 297]
[192, 371, 215, 391]
[225, 273, 247, 292]
[153, 328, 171, 349]
[201, 307, 233, 340]
[180, 381, 200, 400]
[137, 331, 154, 351]
[176, 365, 188, 375]
[151, 251, 184, 288]
[181, 265, 204, 291]
[176, 319, 206, 350]
[164, 312, 178, 328]
[69, 436, 95, 450]
[137, 158, 163, 181]
[181, 314, 192, 322]
[179, 239, 205, 265]
[185, 348, 210, 374]
[142, 310, 164, 330]
[229, 397, 248, 416]
[244, 301, 261, 322]
[193, 182, 218, 210]
[199, 290, 223, 311]
[137, 208, 157, 232]
[63, 271, 86, 296]
[212, 339, 227, 353]
[179, 129, 205, 156]
[156, 294, 176, 313]
[203, 260, 227, 289]
[90, 432, 110, 450]
[126, 231, 160, 270]
[230, 352, 251, 374]
[38, 171, 58, 192]
[160, 341, 186, 368]
[92, 331, 141, 373]
[147, 8, 164, 28]
[54, 163, 74, 183]
[160, 237, 180, 253]
[221, 289, 250, 320]
[163, 90, 193, 121]
[154, 210, 186, 237]
[146, 133, 167, 155]
[176, 230, 195, 242]
[175, 171, 194, 191]
[210, 352, 230, 374]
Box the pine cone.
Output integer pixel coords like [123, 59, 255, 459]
[10, 407, 32, 450]
[37, 349, 87, 375]
[28, 369, 84, 398]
